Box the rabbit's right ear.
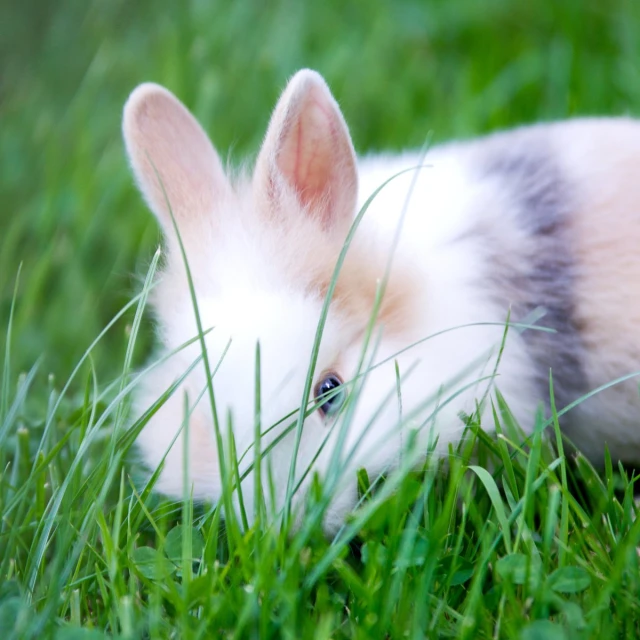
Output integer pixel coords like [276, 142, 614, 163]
[254, 70, 358, 237]
[122, 83, 229, 242]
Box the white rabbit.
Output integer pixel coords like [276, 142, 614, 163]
[123, 69, 640, 531]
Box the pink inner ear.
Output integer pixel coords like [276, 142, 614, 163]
[277, 89, 347, 226]
[253, 70, 358, 233]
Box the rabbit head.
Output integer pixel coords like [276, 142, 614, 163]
[123, 70, 431, 532]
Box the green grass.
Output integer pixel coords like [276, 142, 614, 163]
[3, 0, 640, 637]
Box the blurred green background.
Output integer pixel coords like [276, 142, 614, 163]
[2, 0, 640, 382]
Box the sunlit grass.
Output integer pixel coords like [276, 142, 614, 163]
[2, 302, 640, 638]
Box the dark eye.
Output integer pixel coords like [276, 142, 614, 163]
[314, 373, 346, 418]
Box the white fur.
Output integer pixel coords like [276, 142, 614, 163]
[123, 70, 628, 531]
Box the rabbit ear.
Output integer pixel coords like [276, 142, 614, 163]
[122, 83, 229, 242]
[254, 70, 358, 234]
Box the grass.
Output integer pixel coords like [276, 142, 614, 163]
[2, 0, 640, 637]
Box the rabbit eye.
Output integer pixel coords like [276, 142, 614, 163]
[314, 373, 346, 418]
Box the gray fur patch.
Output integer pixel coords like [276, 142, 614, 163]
[479, 139, 588, 415]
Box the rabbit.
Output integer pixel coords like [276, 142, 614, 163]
[123, 68, 640, 532]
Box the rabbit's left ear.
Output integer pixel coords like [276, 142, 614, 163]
[254, 70, 358, 235]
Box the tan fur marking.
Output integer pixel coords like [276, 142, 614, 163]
[290, 229, 420, 338]
[333, 248, 420, 336]
[558, 121, 640, 384]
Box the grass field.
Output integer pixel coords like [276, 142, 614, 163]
[2, 1, 640, 637]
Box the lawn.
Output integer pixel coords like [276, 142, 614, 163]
[2, 1, 640, 638]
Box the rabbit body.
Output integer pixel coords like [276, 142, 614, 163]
[123, 70, 640, 530]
